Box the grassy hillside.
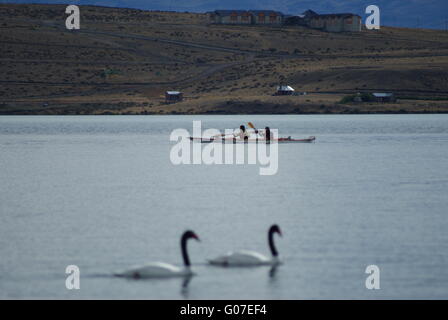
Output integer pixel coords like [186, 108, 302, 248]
[1, 4, 448, 114]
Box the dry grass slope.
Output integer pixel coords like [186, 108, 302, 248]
[1, 4, 448, 114]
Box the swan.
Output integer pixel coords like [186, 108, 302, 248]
[115, 230, 200, 278]
[209, 224, 282, 266]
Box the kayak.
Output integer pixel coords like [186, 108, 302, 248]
[189, 136, 316, 143]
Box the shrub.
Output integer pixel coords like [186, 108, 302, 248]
[340, 93, 374, 104]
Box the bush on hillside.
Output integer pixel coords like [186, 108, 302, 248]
[340, 93, 374, 104]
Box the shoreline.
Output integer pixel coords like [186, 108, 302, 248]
[1, 101, 447, 115]
[2, 111, 448, 115]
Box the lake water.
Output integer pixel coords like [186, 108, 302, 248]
[0, 115, 447, 299]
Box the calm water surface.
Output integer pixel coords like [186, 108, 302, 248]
[0, 115, 447, 299]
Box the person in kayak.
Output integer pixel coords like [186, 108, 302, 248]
[259, 126, 272, 142]
[233, 125, 250, 141]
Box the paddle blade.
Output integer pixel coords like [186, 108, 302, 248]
[247, 122, 255, 129]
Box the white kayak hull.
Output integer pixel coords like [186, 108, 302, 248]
[189, 136, 316, 144]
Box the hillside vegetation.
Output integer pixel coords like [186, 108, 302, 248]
[1, 4, 448, 114]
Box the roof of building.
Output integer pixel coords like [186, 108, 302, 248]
[166, 91, 182, 95]
[212, 9, 359, 20]
[249, 10, 283, 15]
[314, 13, 361, 19]
[285, 15, 306, 20]
[373, 93, 394, 97]
[213, 10, 247, 15]
[277, 85, 295, 91]
[302, 10, 318, 17]
[213, 10, 283, 16]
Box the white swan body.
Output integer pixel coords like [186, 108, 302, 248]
[115, 230, 199, 279]
[116, 262, 193, 278]
[209, 250, 280, 266]
[209, 224, 283, 267]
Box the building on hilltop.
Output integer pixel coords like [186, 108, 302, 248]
[275, 85, 295, 96]
[209, 10, 284, 25]
[309, 13, 362, 32]
[285, 9, 362, 32]
[250, 10, 283, 25]
[165, 91, 183, 104]
[372, 93, 396, 103]
[209, 9, 361, 32]
[209, 10, 251, 24]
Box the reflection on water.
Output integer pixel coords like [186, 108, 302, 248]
[269, 265, 279, 280]
[181, 275, 193, 299]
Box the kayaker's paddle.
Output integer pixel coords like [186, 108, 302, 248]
[247, 122, 258, 134]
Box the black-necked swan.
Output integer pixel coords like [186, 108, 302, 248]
[209, 224, 282, 266]
[115, 230, 200, 278]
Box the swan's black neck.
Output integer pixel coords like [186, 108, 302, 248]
[181, 233, 191, 267]
[268, 228, 278, 257]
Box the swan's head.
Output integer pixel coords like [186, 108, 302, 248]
[270, 224, 282, 237]
[183, 230, 200, 242]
